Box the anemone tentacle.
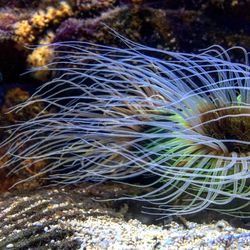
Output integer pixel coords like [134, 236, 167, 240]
[2, 41, 250, 217]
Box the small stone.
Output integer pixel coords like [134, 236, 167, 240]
[216, 220, 229, 231]
[6, 244, 14, 248]
[164, 239, 174, 245]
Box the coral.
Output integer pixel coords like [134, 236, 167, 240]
[0, 88, 49, 192]
[75, 0, 117, 13]
[0, 10, 20, 38]
[46, 6, 177, 83]
[1, 88, 43, 123]
[14, 20, 34, 44]
[14, 1, 73, 46]
[2, 1, 250, 82]
[0, 2, 75, 81]
[54, 7, 176, 49]
[27, 33, 55, 80]
[0, 8, 29, 82]
[2, 41, 250, 218]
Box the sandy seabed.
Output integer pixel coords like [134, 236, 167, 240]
[0, 184, 249, 249]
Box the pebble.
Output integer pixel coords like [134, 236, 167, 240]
[1, 186, 250, 249]
[68, 216, 250, 249]
[6, 244, 14, 248]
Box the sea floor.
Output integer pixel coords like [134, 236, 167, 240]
[0, 184, 250, 249]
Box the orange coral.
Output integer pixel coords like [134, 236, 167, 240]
[14, 1, 73, 45]
[27, 32, 55, 80]
[27, 45, 54, 80]
[12, 1, 73, 80]
[14, 20, 35, 44]
[9, 1, 145, 81]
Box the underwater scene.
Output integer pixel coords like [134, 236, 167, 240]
[0, 0, 250, 249]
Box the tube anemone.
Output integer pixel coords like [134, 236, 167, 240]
[2, 40, 250, 217]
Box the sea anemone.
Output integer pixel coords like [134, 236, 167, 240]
[1, 39, 250, 217]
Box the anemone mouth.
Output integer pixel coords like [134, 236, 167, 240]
[195, 105, 250, 155]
